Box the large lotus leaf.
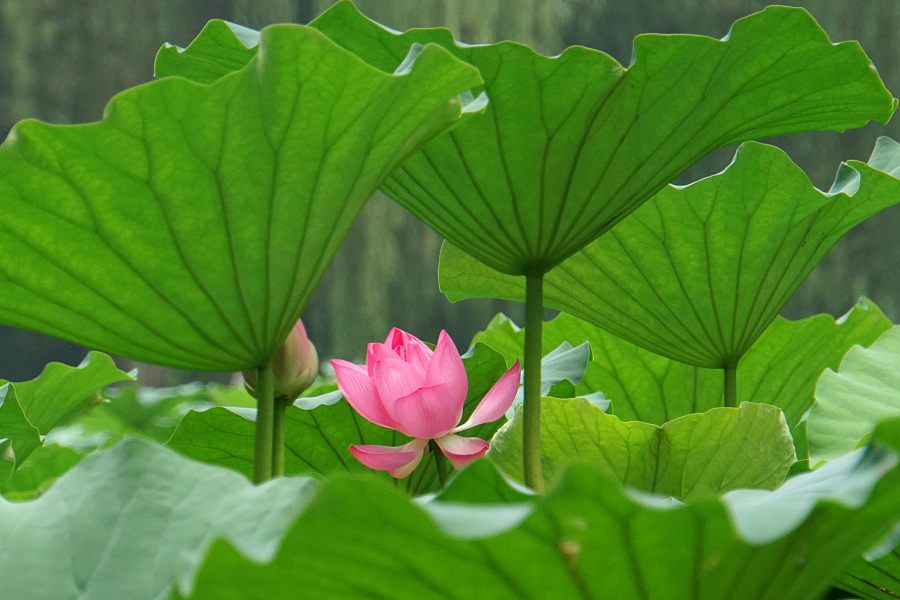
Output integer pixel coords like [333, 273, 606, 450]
[441, 139, 900, 367]
[0, 445, 84, 500]
[466, 315, 595, 410]
[156, 2, 895, 275]
[805, 327, 900, 599]
[488, 397, 795, 499]
[742, 297, 893, 430]
[178, 420, 900, 600]
[0, 351, 131, 478]
[839, 551, 900, 600]
[0, 385, 40, 481]
[809, 326, 900, 464]
[167, 342, 512, 494]
[471, 300, 888, 431]
[475, 311, 722, 424]
[156, 20, 258, 84]
[0, 438, 313, 600]
[840, 548, 900, 600]
[0, 27, 482, 371]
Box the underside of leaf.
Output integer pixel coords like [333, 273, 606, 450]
[0, 24, 483, 370]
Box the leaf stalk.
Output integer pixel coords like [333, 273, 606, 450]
[253, 362, 275, 483]
[724, 365, 738, 409]
[272, 396, 289, 477]
[523, 272, 545, 492]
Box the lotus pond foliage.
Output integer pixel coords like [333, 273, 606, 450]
[1, 2, 900, 599]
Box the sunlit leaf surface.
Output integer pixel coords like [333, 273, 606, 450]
[488, 398, 795, 499]
[0, 439, 314, 600]
[178, 421, 900, 600]
[0, 352, 131, 478]
[809, 325, 900, 464]
[470, 300, 889, 430]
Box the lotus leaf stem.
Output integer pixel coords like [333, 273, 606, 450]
[524, 272, 545, 493]
[272, 396, 290, 477]
[253, 363, 275, 483]
[724, 365, 738, 409]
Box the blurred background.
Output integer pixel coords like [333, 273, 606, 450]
[0, 0, 898, 384]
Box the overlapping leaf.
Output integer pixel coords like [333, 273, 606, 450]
[465, 315, 596, 411]
[838, 551, 900, 600]
[740, 297, 892, 430]
[809, 326, 900, 463]
[488, 398, 795, 499]
[6, 422, 900, 600]
[0, 445, 83, 500]
[804, 326, 900, 599]
[0, 352, 131, 479]
[442, 140, 900, 367]
[167, 343, 513, 494]
[475, 311, 721, 424]
[156, 20, 258, 84]
[178, 421, 900, 600]
[0, 25, 483, 370]
[471, 300, 889, 430]
[0, 439, 313, 600]
[157, 1, 895, 275]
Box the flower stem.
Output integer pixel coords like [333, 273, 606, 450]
[724, 365, 738, 408]
[271, 396, 289, 477]
[523, 271, 545, 493]
[430, 440, 449, 487]
[252, 362, 275, 484]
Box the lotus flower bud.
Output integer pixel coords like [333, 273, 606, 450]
[243, 320, 318, 401]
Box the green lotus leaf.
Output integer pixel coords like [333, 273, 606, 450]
[441, 140, 900, 368]
[0, 25, 483, 371]
[7, 425, 900, 600]
[475, 311, 720, 424]
[167, 342, 513, 494]
[158, 2, 895, 275]
[488, 398, 795, 499]
[469, 300, 888, 432]
[809, 325, 900, 464]
[156, 20, 259, 84]
[0, 438, 314, 600]
[0, 445, 84, 500]
[178, 419, 900, 600]
[742, 297, 892, 431]
[467, 315, 595, 409]
[0, 351, 131, 478]
[805, 326, 900, 599]
[0, 385, 40, 481]
[838, 552, 900, 600]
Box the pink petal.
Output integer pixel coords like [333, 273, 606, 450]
[434, 433, 490, 469]
[349, 439, 427, 478]
[385, 327, 405, 348]
[385, 328, 433, 365]
[424, 331, 468, 412]
[404, 336, 433, 376]
[373, 358, 426, 419]
[367, 342, 398, 377]
[455, 361, 521, 432]
[331, 359, 396, 430]
[393, 383, 461, 438]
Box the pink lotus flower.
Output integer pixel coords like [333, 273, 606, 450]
[332, 328, 520, 478]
